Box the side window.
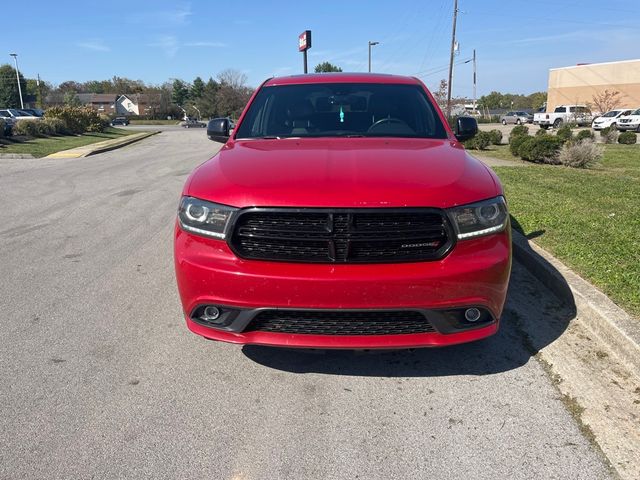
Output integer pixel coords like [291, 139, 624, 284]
[554, 107, 564, 113]
[569, 107, 576, 113]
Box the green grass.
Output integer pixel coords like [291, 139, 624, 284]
[129, 119, 180, 125]
[492, 144, 640, 317]
[0, 127, 135, 158]
[473, 144, 522, 162]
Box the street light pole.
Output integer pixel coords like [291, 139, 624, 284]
[368, 41, 379, 73]
[446, 0, 458, 119]
[9, 53, 24, 109]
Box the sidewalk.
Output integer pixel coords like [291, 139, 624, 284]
[46, 131, 158, 159]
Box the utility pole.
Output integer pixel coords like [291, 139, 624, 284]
[446, 0, 458, 119]
[472, 49, 476, 113]
[9, 53, 24, 109]
[37, 73, 43, 109]
[368, 41, 379, 73]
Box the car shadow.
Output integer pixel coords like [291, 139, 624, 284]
[242, 233, 577, 377]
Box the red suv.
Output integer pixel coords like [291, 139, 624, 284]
[174, 73, 511, 349]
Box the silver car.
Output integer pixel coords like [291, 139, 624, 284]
[500, 111, 533, 125]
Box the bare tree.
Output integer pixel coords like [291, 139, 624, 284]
[591, 89, 622, 114]
[432, 79, 448, 111]
[216, 70, 252, 118]
[218, 69, 248, 90]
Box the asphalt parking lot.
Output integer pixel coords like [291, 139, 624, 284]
[0, 129, 612, 479]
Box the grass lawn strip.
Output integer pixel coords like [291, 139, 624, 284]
[490, 144, 639, 317]
[0, 127, 135, 158]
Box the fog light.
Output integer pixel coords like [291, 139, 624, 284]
[464, 308, 481, 322]
[202, 306, 221, 321]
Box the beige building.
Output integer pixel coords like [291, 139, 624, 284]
[546, 59, 640, 113]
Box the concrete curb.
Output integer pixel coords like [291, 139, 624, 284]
[512, 231, 640, 371]
[46, 131, 159, 159]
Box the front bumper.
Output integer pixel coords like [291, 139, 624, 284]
[174, 226, 512, 348]
[617, 123, 639, 131]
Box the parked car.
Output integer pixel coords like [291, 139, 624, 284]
[0, 117, 13, 136]
[533, 105, 593, 129]
[110, 116, 129, 126]
[0, 108, 41, 121]
[207, 118, 234, 140]
[174, 73, 511, 349]
[614, 108, 640, 132]
[19, 108, 44, 117]
[591, 109, 634, 130]
[499, 111, 533, 125]
[182, 117, 206, 128]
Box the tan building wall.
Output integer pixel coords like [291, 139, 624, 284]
[546, 59, 640, 113]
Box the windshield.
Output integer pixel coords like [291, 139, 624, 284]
[632, 109, 640, 115]
[235, 83, 448, 139]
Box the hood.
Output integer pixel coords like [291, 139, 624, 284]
[186, 137, 500, 209]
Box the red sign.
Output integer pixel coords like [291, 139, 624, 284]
[298, 30, 312, 52]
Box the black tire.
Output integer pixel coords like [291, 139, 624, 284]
[553, 118, 563, 128]
[502, 120, 507, 125]
[516, 119, 521, 125]
[541, 125, 550, 130]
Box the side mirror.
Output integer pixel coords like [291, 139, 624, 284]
[207, 118, 230, 143]
[454, 116, 478, 142]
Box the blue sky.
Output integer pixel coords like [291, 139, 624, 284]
[4, 0, 639, 96]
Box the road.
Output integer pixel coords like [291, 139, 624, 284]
[0, 130, 611, 479]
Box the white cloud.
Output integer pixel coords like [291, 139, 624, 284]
[147, 37, 229, 57]
[148, 35, 179, 58]
[129, 3, 192, 27]
[77, 40, 110, 52]
[183, 41, 227, 48]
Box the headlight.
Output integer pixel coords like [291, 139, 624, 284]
[447, 196, 508, 240]
[178, 196, 237, 239]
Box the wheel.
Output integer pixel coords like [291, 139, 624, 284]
[502, 120, 507, 125]
[541, 125, 549, 130]
[516, 119, 521, 125]
[553, 119, 563, 128]
[611, 123, 617, 131]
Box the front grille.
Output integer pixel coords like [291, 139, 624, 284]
[245, 310, 436, 335]
[230, 208, 453, 263]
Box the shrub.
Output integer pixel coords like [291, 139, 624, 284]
[600, 126, 618, 144]
[509, 134, 529, 156]
[463, 131, 492, 150]
[618, 131, 637, 144]
[575, 130, 595, 142]
[44, 106, 105, 134]
[12, 119, 42, 137]
[487, 129, 503, 145]
[509, 125, 529, 140]
[535, 128, 548, 137]
[0, 119, 5, 138]
[42, 118, 68, 135]
[558, 139, 603, 168]
[518, 135, 563, 163]
[35, 120, 54, 136]
[555, 124, 573, 143]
